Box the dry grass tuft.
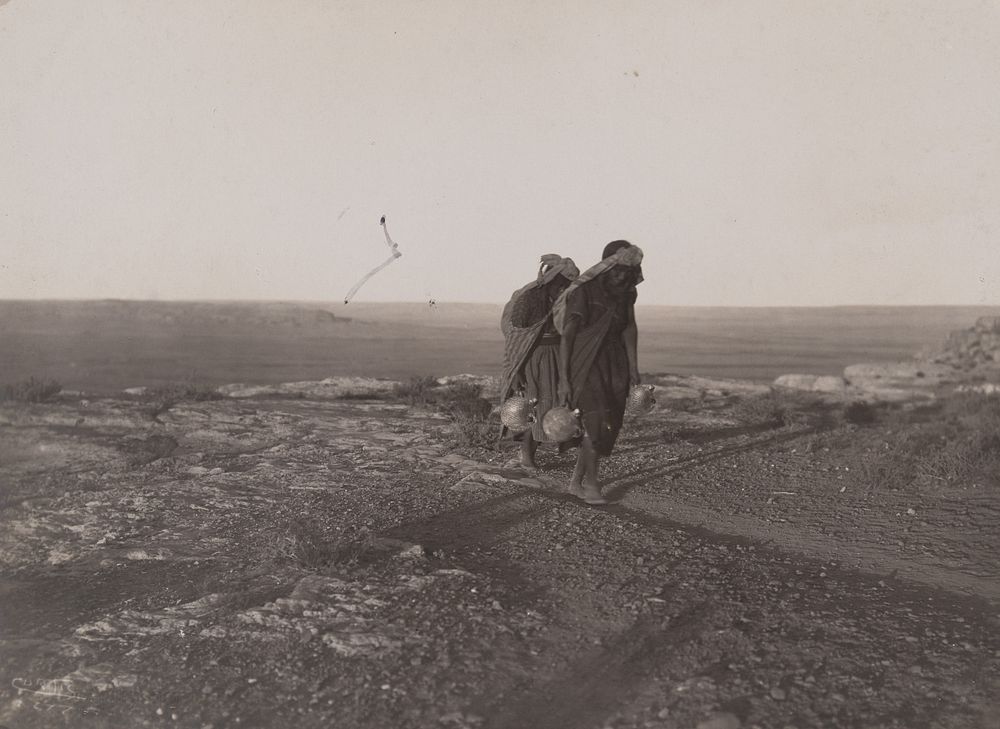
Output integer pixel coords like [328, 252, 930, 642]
[855, 392, 1000, 491]
[393, 375, 441, 405]
[732, 390, 789, 426]
[389, 375, 496, 448]
[2, 377, 62, 403]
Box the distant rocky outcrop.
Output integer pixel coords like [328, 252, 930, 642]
[928, 316, 1000, 370]
[773, 317, 1000, 402]
[0, 300, 349, 332]
[843, 362, 953, 389]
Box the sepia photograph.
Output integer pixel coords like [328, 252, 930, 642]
[1, 1, 998, 727]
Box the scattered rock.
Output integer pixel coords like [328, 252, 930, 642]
[125, 549, 165, 561]
[451, 472, 510, 492]
[696, 712, 741, 729]
[844, 362, 950, 384]
[956, 383, 1000, 395]
[218, 377, 397, 400]
[397, 544, 426, 560]
[46, 548, 74, 565]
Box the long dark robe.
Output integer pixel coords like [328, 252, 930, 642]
[563, 279, 636, 456]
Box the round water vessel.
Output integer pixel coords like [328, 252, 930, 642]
[500, 395, 535, 432]
[541, 407, 582, 441]
[626, 385, 657, 415]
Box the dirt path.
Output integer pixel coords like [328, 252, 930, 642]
[1, 388, 998, 728]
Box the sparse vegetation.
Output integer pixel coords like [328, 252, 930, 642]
[855, 392, 1000, 491]
[732, 390, 789, 426]
[266, 521, 422, 570]
[336, 390, 392, 401]
[143, 380, 224, 419]
[842, 401, 878, 425]
[390, 376, 497, 449]
[2, 376, 62, 403]
[430, 382, 496, 449]
[271, 521, 347, 570]
[434, 382, 492, 420]
[451, 410, 502, 449]
[392, 375, 441, 405]
[120, 434, 179, 467]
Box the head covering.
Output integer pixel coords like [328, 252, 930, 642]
[552, 243, 644, 333]
[537, 254, 579, 287]
[602, 240, 633, 260]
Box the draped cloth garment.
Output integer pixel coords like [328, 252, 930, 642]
[499, 256, 578, 442]
[549, 245, 643, 455]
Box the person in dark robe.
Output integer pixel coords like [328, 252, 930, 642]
[499, 255, 579, 468]
[552, 241, 643, 504]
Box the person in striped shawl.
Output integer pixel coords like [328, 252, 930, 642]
[499, 255, 580, 468]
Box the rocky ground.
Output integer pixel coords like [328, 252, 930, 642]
[1, 372, 998, 729]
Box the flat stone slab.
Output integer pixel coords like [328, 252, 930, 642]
[774, 374, 847, 393]
[218, 377, 397, 399]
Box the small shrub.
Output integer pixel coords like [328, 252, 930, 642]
[916, 428, 1000, 487]
[842, 401, 878, 425]
[273, 525, 345, 570]
[2, 377, 62, 403]
[732, 391, 788, 426]
[856, 445, 916, 491]
[393, 375, 440, 405]
[451, 411, 502, 449]
[144, 381, 223, 419]
[336, 390, 391, 401]
[942, 391, 1000, 423]
[392, 377, 492, 419]
[435, 382, 492, 420]
[148, 381, 223, 403]
[434, 383, 496, 449]
[390, 376, 495, 448]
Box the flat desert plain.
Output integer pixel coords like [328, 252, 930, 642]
[2, 300, 1000, 389]
[1, 301, 999, 729]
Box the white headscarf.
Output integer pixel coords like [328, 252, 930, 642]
[536, 254, 580, 287]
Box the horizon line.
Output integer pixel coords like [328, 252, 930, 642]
[1, 297, 999, 310]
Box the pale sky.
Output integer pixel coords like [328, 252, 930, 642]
[1, 0, 998, 305]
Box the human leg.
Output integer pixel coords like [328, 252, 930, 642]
[569, 434, 606, 504]
[520, 432, 539, 469]
[569, 448, 586, 495]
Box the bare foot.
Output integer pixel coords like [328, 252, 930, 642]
[578, 481, 608, 505]
[569, 481, 607, 504]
